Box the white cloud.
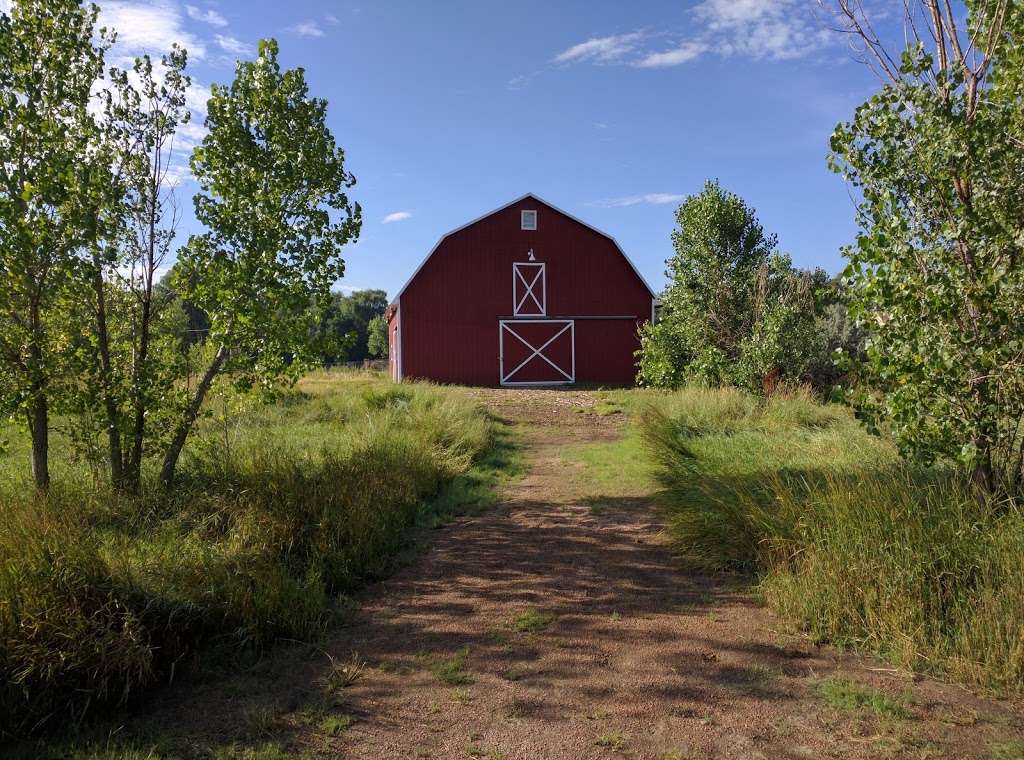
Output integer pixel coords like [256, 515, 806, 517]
[185, 4, 226, 27]
[0, 0, 10, 14]
[556, 0, 834, 70]
[636, 41, 708, 68]
[382, 211, 412, 224]
[694, 0, 833, 61]
[590, 194, 684, 208]
[287, 21, 325, 38]
[100, 1, 207, 60]
[554, 32, 644, 64]
[215, 34, 248, 55]
[325, 14, 339, 25]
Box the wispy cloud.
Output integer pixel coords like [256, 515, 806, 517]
[287, 21, 325, 38]
[185, 4, 226, 27]
[215, 34, 248, 55]
[382, 211, 412, 224]
[589, 193, 684, 208]
[554, 32, 645, 64]
[556, 0, 835, 71]
[99, 1, 207, 60]
[636, 41, 708, 68]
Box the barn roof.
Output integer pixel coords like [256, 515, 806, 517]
[390, 193, 656, 306]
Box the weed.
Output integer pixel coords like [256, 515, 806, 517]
[449, 687, 472, 705]
[817, 676, 910, 720]
[594, 732, 627, 751]
[508, 608, 555, 633]
[421, 647, 474, 686]
[318, 714, 354, 737]
[325, 651, 365, 691]
[240, 705, 280, 739]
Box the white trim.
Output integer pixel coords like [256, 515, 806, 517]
[390, 193, 657, 306]
[512, 262, 546, 316]
[521, 209, 537, 230]
[498, 319, 575, 386]
[393, 297, 402, 382]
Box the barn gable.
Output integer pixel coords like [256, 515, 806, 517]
[391, 193, 656, 306]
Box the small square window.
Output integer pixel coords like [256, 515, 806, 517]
[521, 209, 537, 230]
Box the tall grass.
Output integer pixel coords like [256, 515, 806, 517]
[642, 386, 1024, 694]
[0, 372, 503, 738]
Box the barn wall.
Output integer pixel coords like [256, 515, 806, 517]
[398, 198, 653, 386]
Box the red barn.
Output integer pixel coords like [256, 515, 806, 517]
[387, 194, 656, 386]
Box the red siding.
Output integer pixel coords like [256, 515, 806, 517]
[393, 196, 653, 386]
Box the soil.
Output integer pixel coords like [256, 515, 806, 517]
[133, 389, 1023, 759]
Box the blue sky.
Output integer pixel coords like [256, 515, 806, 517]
[83, 0, 888, 297]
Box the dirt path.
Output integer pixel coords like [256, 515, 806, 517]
[142, 389, 1022, 759]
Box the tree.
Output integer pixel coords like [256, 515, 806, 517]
[77, 48, 192, 493]
[161, 38, 361, 488]
[637, 181, 826, 391]
[366, 315, 388, 360]
[0, 0, 109, 488]
[318, 288, 388, 363]
[829, 1, 1024, 497]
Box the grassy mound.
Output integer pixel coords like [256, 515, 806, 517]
[0, 372, 506, 738]
[641, 386, 1024, 694]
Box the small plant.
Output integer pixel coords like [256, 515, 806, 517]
[817, 676, 910, 720]
[421, 647, 474, 686]
[241, 705, 280, 739]
[500, 664, 529, 682]
[594, 732, 627, 751]
[508, 608, 555, 633]
[318, 713, 354, 737]
[326, 651, 366, 691]
[449, 687, 472, 705]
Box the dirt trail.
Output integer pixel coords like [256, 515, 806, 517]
[143, 389, 1022, 759]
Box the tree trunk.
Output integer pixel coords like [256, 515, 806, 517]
[92, 265, 124, 488]
[125, 281, 152, 494]
[27, 391, 49, 490]
[158, 344, 227, 489]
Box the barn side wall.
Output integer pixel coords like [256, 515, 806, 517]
[398, 198, 653, 386]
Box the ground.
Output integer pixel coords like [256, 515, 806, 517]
[125, 389, 1022, 759]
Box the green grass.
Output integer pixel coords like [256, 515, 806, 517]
[817, 676, 910, 720]
[641, 385, 1024, 695]
[421, 647, 474, 686]
[0, 371, 507, 739]
[507, 608, 555, 633]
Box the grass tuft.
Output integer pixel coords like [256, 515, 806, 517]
[817, 676, 910, 720]
[507, 608, 555, 633]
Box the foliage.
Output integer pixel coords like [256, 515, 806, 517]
[829, 2, 1024, 496]
[69, 47, 194, 494]
[0, 0, 110, 488]
[366, 314, 388, 360]
[637, 181, 830, 392]
[642, 386, 1024, 693]
[162, 38, 362, 486]
[319, 289, 388, 363]
[0, 373, 500, 738]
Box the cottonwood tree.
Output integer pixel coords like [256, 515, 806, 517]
[829, 1, 1024, 497]
[78, 48, 192, 492]
[0, 0, 109, 488]
[638, 181, 826, 391]
[160, 39, 361, 487]
[366, 315, 388, 360]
